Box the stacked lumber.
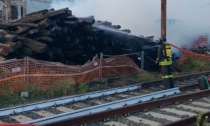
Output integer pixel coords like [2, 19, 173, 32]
[0, 8, 156, 65]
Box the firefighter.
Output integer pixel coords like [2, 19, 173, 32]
[156, 37, 174, 89]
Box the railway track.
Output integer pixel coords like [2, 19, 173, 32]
[65, 89, 210, 126]
[0, 71, 209, 125]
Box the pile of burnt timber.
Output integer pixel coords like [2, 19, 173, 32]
[0, 8, 157, 66]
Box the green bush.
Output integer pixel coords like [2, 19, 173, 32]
[27, 78, 76, 100]
[0, 92, 22, 108]
[182, 57, 210, 72]
[78, 83, 87, 94]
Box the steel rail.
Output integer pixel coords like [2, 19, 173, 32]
[25, 88, 180, 125]
[163, 111, 210, 126]
[42, 89, 210, 126]
[174, 71, 210, 80]
[0, 71, 208, 117]
[0, 84, 141, 116]
[141, 71, 210, 88]
[179, 83, 199, 91]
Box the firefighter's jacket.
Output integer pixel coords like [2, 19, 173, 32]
[156, 43, 172, 66]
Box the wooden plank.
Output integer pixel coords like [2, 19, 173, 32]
[39, 18, 52, 28]
[17, 8, 72, 23]
[0, 43, 15, 53]
[63, 21, 79, 27]
[63, 16, 78, 21]
[0, 48, 9, 56]
[4, 41, 22, 50]
[28, 28, 40, 35]
[19, 37, 47, 53]
[50, 25, 62, 32]
[0, 55, 6, 61]
[19, 47, 33, 55]
[4, 34, 19, 41]
[35, 36, 54, 43]
[78, 16, 95, 25]
[15, 26, 30, 35]
[0, 23, 39, 29]
[22, 28, 40, 36]
[25, 9, 49, 17]
[36, 30, 52, 36]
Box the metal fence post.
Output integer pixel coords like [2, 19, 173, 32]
[26, 57, 29, 90]
[21, 57, 29, 97]
[141, 51, 144, 70]
[99, 53, 103, 78]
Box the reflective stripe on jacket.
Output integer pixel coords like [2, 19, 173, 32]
[159, 59, 172, 66]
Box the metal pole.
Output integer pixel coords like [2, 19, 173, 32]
[99, 53, 103, 79]
[161, 0, 167, 38]
[141, 51, 144, 70]
[27, 57, 29, 90]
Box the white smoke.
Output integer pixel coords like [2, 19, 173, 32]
[50, 0, 210, 46]
[167, 0, 210, 47]
[50, 0, 160, 37]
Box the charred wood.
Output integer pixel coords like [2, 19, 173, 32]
[0, 8, 157, 71]
[35, 36, 54, 43]
[0, 55, 5, 61]
[0, 43, 15, 53]
[0, 48, 9, 56]
[19, 37, 47, 53]
[16, 8, 72, 23]
[15, 26, 30, 35]
[39, 18, 53, 28]
[19, 47, 33, 56]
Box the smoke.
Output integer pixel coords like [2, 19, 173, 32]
[50, 0, 160, 37]
[167, 0, 210, 47]
[50, 0, 210, 46]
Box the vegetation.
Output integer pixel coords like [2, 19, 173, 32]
[135, 72, 161, 82]
[0, 78, 76, 108]
[1, 55, 210, 108]
[173, 55, 210, 72]
[31, 78, 76, 98]
[0, 84, 24, 108]
[0, 92, 23, 108]
[78, 83, 87, 94]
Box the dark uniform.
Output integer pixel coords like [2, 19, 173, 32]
[156, 38, 174, 89]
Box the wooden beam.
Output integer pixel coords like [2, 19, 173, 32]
[17, 8, 72, 23]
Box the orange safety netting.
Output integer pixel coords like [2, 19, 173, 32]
[0, 55, 142, 93]
[169, 43, 210, 58]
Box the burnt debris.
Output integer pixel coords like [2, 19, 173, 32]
[0, 8, 157, 70]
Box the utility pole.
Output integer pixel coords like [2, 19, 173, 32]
[157, 0, 174, 89]
[161, 0, 166, 38]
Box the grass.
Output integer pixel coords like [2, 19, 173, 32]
[135, 72, 161, 82]
[1, 57, 209, 108]
[0, 85, 25, 108]
[78, 83, 87, 94]
[27, 85, 75, 101]
[0, 92, 23, 108]
[174, 55, 210, 72]
[0, 78, 76, 108]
